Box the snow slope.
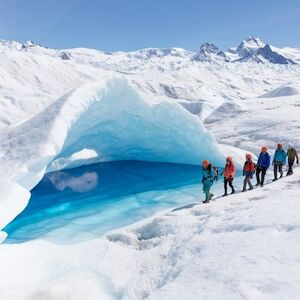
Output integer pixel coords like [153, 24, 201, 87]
[204, 84, 300, 153]
[258, 85, 299, 98]
[0, 167, 299, 300]
[0, 37, 300, 129]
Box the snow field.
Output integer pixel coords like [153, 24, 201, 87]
[0, 168, 299, 300]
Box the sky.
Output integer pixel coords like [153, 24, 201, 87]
[0, 0, 299, 52]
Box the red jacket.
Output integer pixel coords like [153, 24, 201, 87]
[223, 162, 235, 179]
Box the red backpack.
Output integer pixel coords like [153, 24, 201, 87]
[244, 160, 255, 173]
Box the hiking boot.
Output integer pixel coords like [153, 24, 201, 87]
[231, 190, 235, 194]
[203, 199, 210, 204]
[260, 184, 264, 187]
[222, 193, 228, 197]
[256, 183, 260, 186]
[209, 194, 214, 200]
[249, 187, 254, 190]
[273, 178, 277, 182]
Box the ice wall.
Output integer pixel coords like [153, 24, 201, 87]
[0, 77, 225, 231]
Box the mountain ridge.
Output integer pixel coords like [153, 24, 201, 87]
[1, 36, 299, 65]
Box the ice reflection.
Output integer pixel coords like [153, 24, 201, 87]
[47, 171, 98, 193]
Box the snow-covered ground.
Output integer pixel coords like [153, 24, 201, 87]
[0, 36, 300, 299]
[0, 167, 299, 300]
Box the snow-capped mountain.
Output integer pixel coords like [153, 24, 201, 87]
[235, 36, 265, 58]
[256, 44, 296, 64]
[0, 36, 299, 132]
[1, 36, 298, 65]
[226, 36, 296, 64]
[192, 43, 230, 62]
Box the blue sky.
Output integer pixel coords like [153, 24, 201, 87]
[0, 0, 299, 52]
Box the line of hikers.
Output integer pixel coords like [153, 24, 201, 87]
[201, 144, 299, 203]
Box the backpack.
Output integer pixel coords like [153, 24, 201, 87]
[212, 165, 219, 181]
[203, 164, 218, 182]
[244, 161, 255, 173]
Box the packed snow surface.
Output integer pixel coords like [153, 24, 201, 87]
[0, 167, 299, 299]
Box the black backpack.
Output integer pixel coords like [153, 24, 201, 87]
[212, 166, 219, 181]
[207, 164, 218, 181]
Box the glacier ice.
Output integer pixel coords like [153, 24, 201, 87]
[3, 161, 207, 244]
[0, 77, 226, 232]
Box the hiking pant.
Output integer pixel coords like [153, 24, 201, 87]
[203, 181, 213, 201]
[256, 167, 267, 185]
[287, 161, 294, 175]
[243, 176, 253, 191]
[273, 161, 283, 179]
[224, 178, 234, 194]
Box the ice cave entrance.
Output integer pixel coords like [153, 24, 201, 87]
[4, 160, 233, 244]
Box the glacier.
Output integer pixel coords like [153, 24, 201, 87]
[0, 37, 300, 299]
[0, 77, 229, 232]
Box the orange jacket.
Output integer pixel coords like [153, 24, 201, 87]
[222, 162, 235, 179]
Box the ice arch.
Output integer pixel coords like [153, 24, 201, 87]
[47, 79, 224, 171]
[0, 77, 224, 230]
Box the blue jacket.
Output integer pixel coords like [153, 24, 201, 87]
[273, 149, 286, 165]
[202, 167, 215, 184]
[257, 152, 271, 169]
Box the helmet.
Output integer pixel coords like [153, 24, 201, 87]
[245, 153, 252, 159]
[277, 143, 283, 149]
[202, 160, 210, 167]
[226, 156, 233, 162]
[261, 146, 267, 152]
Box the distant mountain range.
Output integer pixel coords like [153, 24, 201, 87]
[1, 36, 299, 65]
[193, 36, 297, 64]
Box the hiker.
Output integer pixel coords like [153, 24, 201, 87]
[221, 156, 235, 196]
[256, 146, 271, 187]
[201, 160, 215, 203]
[273, 143, 286, 181]
[243, 153, 255, 192]
[286, 146, 299, 175]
